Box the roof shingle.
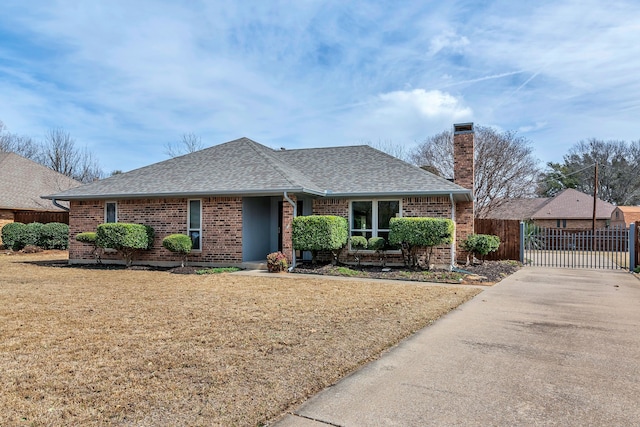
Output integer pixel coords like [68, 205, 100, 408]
[46, 138, 472, 201]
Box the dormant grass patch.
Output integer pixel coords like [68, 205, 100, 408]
[0, 251, 480, 426]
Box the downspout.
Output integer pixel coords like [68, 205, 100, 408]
[52, 199, 70, 212]
[283, 192, 297, 271]
[449, 193, 456, 271]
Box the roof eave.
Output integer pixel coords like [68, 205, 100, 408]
[322, 189, 473, 201]
[43, 187, 328, 201]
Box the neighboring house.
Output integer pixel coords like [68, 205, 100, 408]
[0, 152, 82, 244]
[610, 206, 640, 227]
[46, 124, 476, 268]
[482, 188, 616, 229]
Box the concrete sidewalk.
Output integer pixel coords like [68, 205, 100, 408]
[273, 267, 640, 426]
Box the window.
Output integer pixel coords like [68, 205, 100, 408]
[105, 202, 117, 223]
[188, 199, 202, 251]
[350, 200, 400, 245]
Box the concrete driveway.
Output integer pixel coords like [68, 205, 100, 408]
[273, 267, 640, 426]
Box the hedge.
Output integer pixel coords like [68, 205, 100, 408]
[96, 223, 155, 267]
[389, 217, 454, 269]
[1, 222, 69, 250]
[40, 223, 70, 250]
[1, 222, 26, 250]
[292, 215, 348, 264]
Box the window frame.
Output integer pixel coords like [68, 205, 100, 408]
[104, 201, 118, 223]
[348, 199, 401, 251]
[187, 199, 203, 252]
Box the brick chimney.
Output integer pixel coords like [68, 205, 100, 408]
[453, 122, 474, 262]
[453, 122, 474, 190]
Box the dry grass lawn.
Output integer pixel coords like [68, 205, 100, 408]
[0, 251, 481, 426]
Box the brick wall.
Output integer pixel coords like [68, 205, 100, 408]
[69, 197, 243, 265]
[311, 196, 455, 267]
[281, 195, 296, 262]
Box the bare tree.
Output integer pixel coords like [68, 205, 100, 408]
[39, 128, 103, 183]
[364, 139, 410, 161]
[164, 132, 204, 157]
[0, 121, 40, 160]
[411, 126, 541, 217]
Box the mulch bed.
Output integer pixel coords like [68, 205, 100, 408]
[293, 260, 522, 285]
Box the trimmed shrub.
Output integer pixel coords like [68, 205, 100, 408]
[75, 232, 97, 244]
[96, 223, 155, 267]
[292, 215, 348, 264]
[367, 236, 386, 267]
[162, 234, 193, 267]
[1, 222, 26, 250]
[389, 217, 455, 269]
[21, 222, 44, 248]
[462, 234, 500, 264]
[40, 222, 69, 250]
[367, 237, 385, 251]
[267, 251, 288, 272]
[350, 235, 367, 266]
[76, 232, 101, 263]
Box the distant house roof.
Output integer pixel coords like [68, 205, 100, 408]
[530, 188, 615, 220]
[45, 138, 473, 201]
[481, 198, 550, 220]
[612, 206, 640, 224]
[482, 188, 616, 221]
[0, 152, 82, 211]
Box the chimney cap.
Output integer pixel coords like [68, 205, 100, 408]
[454, 123, 474, 134]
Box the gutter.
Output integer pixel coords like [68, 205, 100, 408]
[283, 191, 297, 271]
[52, 198, 70, 212]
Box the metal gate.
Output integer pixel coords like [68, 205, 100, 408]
[520, 223, 636, 270]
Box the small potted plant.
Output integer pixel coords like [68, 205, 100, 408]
[266, 251, 288, 272]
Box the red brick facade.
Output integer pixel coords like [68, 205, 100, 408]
[69, 197, 242, 265]
[312, 196, 458, 267]
[68, 192, 474, 267]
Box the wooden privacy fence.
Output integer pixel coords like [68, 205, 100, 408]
[14, 211, 69, 225]
[635, 221, 640, 269]
[474, 218, 520, 261]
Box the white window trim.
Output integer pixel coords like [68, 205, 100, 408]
[349, 199, 402, 252]
[188, 199, 203, 252]
[104, 201, 118, 223]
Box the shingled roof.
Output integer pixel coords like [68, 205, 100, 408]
[45, 138, 472, 201]
[531, 188, 615, 220]
[0, 152, 82, 211]
[481, 198, 550, 220]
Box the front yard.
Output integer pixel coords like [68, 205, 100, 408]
[0, 251, 480, 426]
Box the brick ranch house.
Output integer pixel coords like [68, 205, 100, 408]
[45, 123, 476, 268]
[0, 152, 81, 245]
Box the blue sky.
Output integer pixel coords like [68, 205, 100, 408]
[1, 0, 639, 173]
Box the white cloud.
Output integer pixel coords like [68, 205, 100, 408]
[427, 30, 470, 56]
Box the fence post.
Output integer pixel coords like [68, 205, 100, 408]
[520, 222, 525, 264]
[630, 223, 636, 272]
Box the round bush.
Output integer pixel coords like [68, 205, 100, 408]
[162, 234, 193, 255]
[40, 222, 69, 249]
[76, 232, 97, 244]
[22, 222, 44, 247]
[1, 222, 26, 250]
[367, 237, 385, 251]
[350, 235, 368, 250]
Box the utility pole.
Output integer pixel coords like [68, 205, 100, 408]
[592, 162, 598, 249]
